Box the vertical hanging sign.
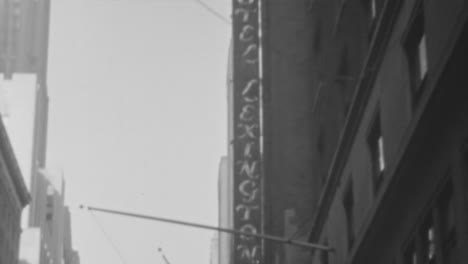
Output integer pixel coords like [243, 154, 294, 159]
[232, 1, 262, 264]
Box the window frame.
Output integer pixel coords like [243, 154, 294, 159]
[361, 0, 385, 39]
[401, 175, 459, 264]
[402, 0, 428, 106]
[367, 108, 385, 193]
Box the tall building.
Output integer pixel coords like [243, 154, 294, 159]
[0, 74, 45, 228]
[18, 228, 41, 264]
[28, 78, 49, 227]
[69, 250, 80, 264]
[218, 156, 233, 264]
[0, 108, 30, 263]
[229, 1, 468, 264]
[41, 170, 65, 264]
[305, 1, 468, 264]
[18, 169, 79, 264]
[62, 206, 80, 264]
[211, 233, 220, 264]
[18, 169, 65, 264]
[63, 207, 73, 263]
[217, 40, 234, 264]
[0, 0, 51, 79]
[0, 1, 76, 264]
[259, 1, 349, 264]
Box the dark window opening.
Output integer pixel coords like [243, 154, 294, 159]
[404, 2, 427, 104]
[343, 179, 354, 250]
[337, 46, 349, 88]
[314, 19, 322, 54]
[438, 180, 456, 263]
[402, 175, 459, 264]
[420, 215, 437, 264]
[368, 112, 385, 192]
[404, 242, 418, 264]
[361, 0, 384, 38]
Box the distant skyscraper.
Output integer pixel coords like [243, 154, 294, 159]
[62, 207, 73, 262]
[0, 75, 42, 226]
[33, 169, 65, 264]
[0, 0, 51, 79]
[63, 207, 80, 264]
[28, 80, 49, 226]
[70, 250, 80, 264]
[0, 5, 52, 262]
[0, 1, 65, 264]
[44, 171, 65, 264]
[217, 39, 234, 264]
[17, 168, 77, 264]
[0, 76, 37, 182]
[19, 228, 41, 264]
[0, 115, 29, 264]
[218, 156, 233, 264]
[210, 233, 219, 264]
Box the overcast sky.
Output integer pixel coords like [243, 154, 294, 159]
[46, 0, 230, 263]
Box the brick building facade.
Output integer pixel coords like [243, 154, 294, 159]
[304, 1, 468, 264]
[257, 0, 468, 264]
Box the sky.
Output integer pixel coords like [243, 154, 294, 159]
[44, 0, 230, 263]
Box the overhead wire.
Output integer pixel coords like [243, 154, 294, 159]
[89, 210, 129, 264]
[192, 0, 231, 24]
[101, 0, 230, 25]
[158, 247, 172, 264]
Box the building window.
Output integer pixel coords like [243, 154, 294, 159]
[361, 0, 383, 37]
[404, 2, 427, 103]
[368, 112, 385, 191]
[438, 180, 456, 263]
[343, 178, 354, 250]
[404, 241, 418, 264]
[314, 19, 322, 54]
[46, 194, 54, 221]
[402, 177, 459, 264]
[370, 0, 377, 19]
[420, 216, 436, 264]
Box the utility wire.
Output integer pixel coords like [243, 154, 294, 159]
[102, 0, 230, 25]
[192, 0, 231, 24]
[89, 211, 129, 264]
[158, 247, 171, 264]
